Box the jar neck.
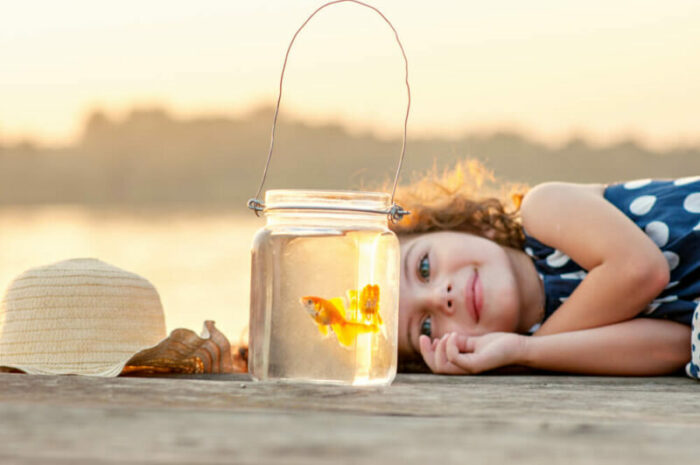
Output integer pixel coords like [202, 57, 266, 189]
[265, 210, 389, 228]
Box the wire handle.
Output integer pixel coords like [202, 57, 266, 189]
[247, 0, 410, 222]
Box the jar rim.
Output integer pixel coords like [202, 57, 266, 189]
[264, 189, 391, 215]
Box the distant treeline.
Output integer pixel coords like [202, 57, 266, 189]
[1, 106, 699, 208]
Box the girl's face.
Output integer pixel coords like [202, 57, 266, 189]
[398, 231, 522, 358]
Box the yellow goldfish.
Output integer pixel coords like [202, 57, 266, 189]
[300, 295, 379, 347]
[347, 284, 382, 325]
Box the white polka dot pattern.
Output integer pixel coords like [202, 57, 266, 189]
[683, 193, 700, 213]
[665, 281, 679, 290]
[663, 251, 680, 270]
[644, 221, 669, 247]
[644, 302, 661, 315]
[674, 176, 700, 186]
[694, 221, 700, 231]
[624, 179, 652, 189]
[644, 295, 678, 315]
[629, 195, 656, 215]
[528, 323, 542, 333]
[560, 271, 587, 280]
[546, 250, 570, 268]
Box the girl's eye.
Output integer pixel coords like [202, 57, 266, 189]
[418, 254, 430, 281]
[420, 316, 432, 337]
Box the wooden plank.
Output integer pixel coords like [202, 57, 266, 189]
[0, 373, 698, 464]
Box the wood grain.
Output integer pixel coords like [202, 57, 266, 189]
[0, 373, 698, 464]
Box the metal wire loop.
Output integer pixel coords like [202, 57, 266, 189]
[247, 0, 410, 222]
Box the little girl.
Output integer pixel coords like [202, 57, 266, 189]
[392, 159, 700, 377]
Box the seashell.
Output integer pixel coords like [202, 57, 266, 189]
[122, 320, 235, 375]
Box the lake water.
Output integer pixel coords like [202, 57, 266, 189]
[0, 206, 262, 345]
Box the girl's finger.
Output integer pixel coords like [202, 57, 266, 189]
[454, 333, 470, 352]
[465, 335, 479, 352]
[446, 333, 482, 374]
[434, 333, 450, 369]
[446, 333, 462, 361]
[435, 333, 467, 374]
[422, 334, 467, 374]
[421, 334, 456, 374]
[449, 352, 480, 374]
[418, 335, 437, 372]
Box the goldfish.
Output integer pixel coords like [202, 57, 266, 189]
[300, 292, 380, 347]
[347, 284, 382, 325]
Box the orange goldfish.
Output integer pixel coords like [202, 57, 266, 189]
[300, 295, 379, 347]
[347, 284, 382, 325]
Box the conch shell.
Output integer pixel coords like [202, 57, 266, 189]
[122, 320, 240, 375]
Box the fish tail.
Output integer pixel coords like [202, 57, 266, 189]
[344, 321, 380, 334]
[332, 322, 356, 347]
[332, 321, 379, 347]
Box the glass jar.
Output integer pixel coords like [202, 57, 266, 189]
[249, 189, 400, 386]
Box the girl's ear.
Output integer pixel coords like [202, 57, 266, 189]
[483, 229, 497, 240]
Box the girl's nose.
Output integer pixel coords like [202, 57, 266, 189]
[427, 282, 454, 315]
[445, 283, 454, 314]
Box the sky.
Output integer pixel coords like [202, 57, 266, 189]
[2, 0, 700, 147]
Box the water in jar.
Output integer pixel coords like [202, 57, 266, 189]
[249, 227, 399, 386]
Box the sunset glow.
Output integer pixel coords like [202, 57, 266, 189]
[2, 0, 700, 148]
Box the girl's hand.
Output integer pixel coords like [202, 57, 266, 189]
[418, 332, 527, 374]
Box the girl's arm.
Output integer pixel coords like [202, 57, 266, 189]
[421, 318, 690, 376]
[521, 318, 690, 375]
[520, 182, 670, 336]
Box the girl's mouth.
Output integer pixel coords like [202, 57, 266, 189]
[473, 270, 482, 321]
[466, 270, 482, 323]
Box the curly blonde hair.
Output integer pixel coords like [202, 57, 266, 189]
[390, 159, 528, 249]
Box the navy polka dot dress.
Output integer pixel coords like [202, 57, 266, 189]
[522, 176, 700, 379]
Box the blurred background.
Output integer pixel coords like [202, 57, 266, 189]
[2, 0, 700, 342]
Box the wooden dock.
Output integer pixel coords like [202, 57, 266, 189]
[0, 372, 698, 464]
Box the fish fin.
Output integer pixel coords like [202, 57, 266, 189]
[347, 289, 359, 311]
[329, 297, 347, 319]
[332, 323, 356, 347]
[348, 290, 367, 322]
[345, 290, 360, 322]
[317, 324, 329, 336]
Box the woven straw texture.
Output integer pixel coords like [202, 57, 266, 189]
[0, 258, 167, 376]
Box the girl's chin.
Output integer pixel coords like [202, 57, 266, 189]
[481, 312, 516, 334]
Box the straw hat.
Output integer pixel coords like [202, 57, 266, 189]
[0, 258, 167, 376]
